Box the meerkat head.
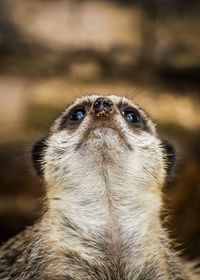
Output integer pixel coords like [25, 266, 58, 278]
[32, 95, 175, 201]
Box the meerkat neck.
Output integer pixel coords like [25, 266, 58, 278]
[46, 167, 165, 262]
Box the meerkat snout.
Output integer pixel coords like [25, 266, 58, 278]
[91, 96, 115, 117]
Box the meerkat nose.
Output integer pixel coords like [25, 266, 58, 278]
[92, 97, 115, 117]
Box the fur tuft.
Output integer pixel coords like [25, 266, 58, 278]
[32, 137, 47, 177]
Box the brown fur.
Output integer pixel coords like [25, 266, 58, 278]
[0, 217, 198, 280]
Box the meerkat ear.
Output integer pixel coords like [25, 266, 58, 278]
[162, 139, 176, 181]
[32, 137, 47, 177]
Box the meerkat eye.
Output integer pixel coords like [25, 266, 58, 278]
[122, 108, 141, 125]
[69, 106, 86, 122]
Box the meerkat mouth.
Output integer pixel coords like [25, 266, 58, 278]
[76, 119, 133, 151]
[91, 122, 119, 132]
[90, 124, 122, 139]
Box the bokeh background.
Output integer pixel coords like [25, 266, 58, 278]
[0, 0, 200, 261]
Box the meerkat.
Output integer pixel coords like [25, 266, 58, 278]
[0, 95, 199, 280]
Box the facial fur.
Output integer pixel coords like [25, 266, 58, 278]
[33, 95, 173, 188]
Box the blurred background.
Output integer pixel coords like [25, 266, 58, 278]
[0, 0, 200, 261]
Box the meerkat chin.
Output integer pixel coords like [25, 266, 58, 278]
[0, 95, 199, 280]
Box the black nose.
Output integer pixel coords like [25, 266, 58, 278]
[92, 97, 114, 117]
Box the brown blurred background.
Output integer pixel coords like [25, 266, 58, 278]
[0, 0, 200, 261]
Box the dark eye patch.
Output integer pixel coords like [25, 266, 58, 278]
[122, 108, 141, 125]
[69, 107, 86, 121]
[59, 106, 86, 130]
[121, 107, 145, 129]
[117, 101, 152, 132]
